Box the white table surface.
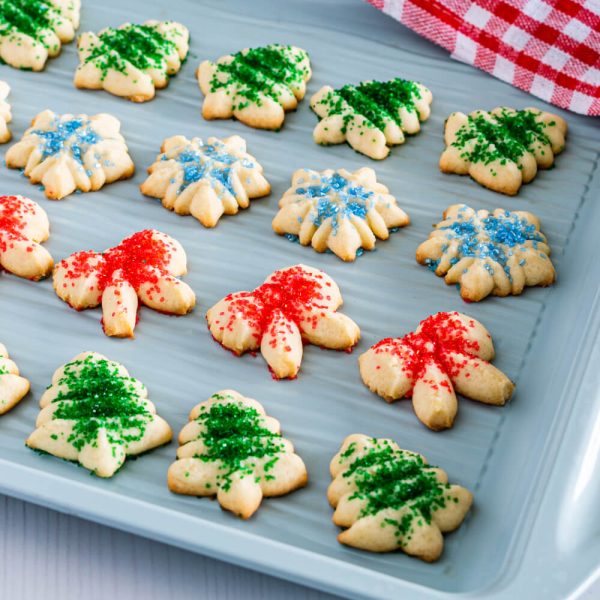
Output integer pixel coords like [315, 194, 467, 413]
[1, 2, 599, 599]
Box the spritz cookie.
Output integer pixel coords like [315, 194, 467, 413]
[440, 107, 567, 195]
[359, 312, 514, 430]
[310, 78, 432, 159]
[168, 390, 307, 519]
[5, 110, 134, 200]
[0, 0, 80, 71]
[26, 352, 172, 477]
[206, 264, 360, 379]
[329, 434, 473, 561]
[197, 44, 311, 130]
[272, 167, 409, 261]
[0, 195, 53, 281]
[53, 229, 195, 337]
[141, 135, 270, 227]
[416, 203, 554, 302]
[0, 343, 30, 415]
[75, 20, 189, 102]
[0, 81, 12, 143]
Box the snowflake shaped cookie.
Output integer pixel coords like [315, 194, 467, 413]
[26, 352, 172, 477]
[206, 264, 360, 379]
[141, 135, 270, 227]
[0, 343, 30, 415]
[6, 110, 134, 200]
[53, 229, 196, 338]
[416, 203, 554, 301]
[0, 81, 11, 143]
[197, 44, 312, 130]
[440, 107, 567, 195]
[168, 389, 307, 519]
[0, 195, 53, 281]
[272, 167, 409, 261]
[329, 434, 473, 561]
[0, 0, 80, 71]
[359, 311, 514, 430]
[75, 20, 189, 102]
[310, 78, 432, 159]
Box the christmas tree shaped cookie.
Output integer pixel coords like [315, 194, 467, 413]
[53, 229, 196, 337]
[272, 167, 409, 261]
[359, 312, 514, 430]
[5, 109, 134, 200]
[197, 44, 312, 130]
[75, 20, 189, 102]
[416, 204, 555, 302]
[206, 264, 360, 379]
[310, 78, 432, 159]
[1, 194, 54, 281]
[0, 81, 11, 143]
[0, 0, 80, 71]
[329, 434, 473, 562]
[0, 343, 30, 415]
[168, 390, 307, 518]
[440, 107, 567, 195]
[26, 352, 172, 477]
[141, 135, 270, 227]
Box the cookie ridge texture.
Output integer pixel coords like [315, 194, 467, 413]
[0, 343, 30, 415]
[0, 81, 12, 143]
[168, 389, 307, 519]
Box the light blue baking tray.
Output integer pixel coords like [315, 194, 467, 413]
[0, 1, 599, 598]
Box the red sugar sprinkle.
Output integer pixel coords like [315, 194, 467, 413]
[0, 195, 35, 253]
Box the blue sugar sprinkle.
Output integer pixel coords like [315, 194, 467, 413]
[284, 233, 299, 243]
[33, 118, 100, 165]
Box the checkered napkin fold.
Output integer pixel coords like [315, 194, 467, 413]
[367, 0, 600, 116]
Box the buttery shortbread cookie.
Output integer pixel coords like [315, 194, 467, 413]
[206, 264, 360, 379]
[0, 195, 53, 281]
[440, 107, 567, 195]
[53, 229, 195, 337]
[0, 81, 12, 143]
[141, 135, 270, 227]
[0, 343, 30, 415]
[168, 389, 307, 519]
[197, 44, 312, 130]
[272, 167, 409, 261]
[5, 109, 134, 200]
[310, 78, 432, 159]
[359, 312, 514, 430]
[75, 20, 189, 102]
[416, 203, 554, 302]
[329, 434, 473, 561]
[26, 352, 172, 477]
[0, 0, 80, 71]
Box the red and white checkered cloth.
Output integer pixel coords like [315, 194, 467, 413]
[367, 0, 600, 116]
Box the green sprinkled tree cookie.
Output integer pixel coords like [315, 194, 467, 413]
[328, 434, 472, 562]
[0, 81, 11, 143]
[440, 107, 567, 195]
[141, 134, 271, 227]
[74, 20, 189, 103]
[26, 352, 172, 477]
[0, 0, 80, 71]
[197, 44, 312, 130]
[310, 78, 432, 159]
[168, 390, 307, 519]
[0, 342, 30, 415]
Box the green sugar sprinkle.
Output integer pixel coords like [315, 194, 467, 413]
[209, 44, 309, 109]
[315, 78, 424, 133]
[0, 0, 67, 47]
[84, 23, 179, 79]
[451, 108, 552, 166]
[342, 439, 452, 544]
[51, 355, 151, 452]
[191, 395, 285, 491]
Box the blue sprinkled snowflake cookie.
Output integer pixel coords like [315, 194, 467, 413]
[5, 110, 134, 200]
[272, 167, 410, 261]
[416, 203, 555, 302]
[141, 135, 271, 227]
